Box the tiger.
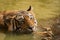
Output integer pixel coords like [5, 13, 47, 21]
[0, 6, 37, 33]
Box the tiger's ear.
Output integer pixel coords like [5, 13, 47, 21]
[27, 6, 33, 11]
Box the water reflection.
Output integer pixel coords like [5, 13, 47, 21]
[4, 33, 41, 40]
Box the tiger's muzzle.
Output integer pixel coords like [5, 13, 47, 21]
[13, 15, 33, 33]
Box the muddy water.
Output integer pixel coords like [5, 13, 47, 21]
[5, 34, 34, 40]
[0, 32, 42, 40]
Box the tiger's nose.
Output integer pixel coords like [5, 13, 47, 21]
[27, 26, 33, 32]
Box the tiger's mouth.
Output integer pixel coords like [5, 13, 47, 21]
[15, 26, 33, 34]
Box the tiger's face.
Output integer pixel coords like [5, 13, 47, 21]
[15, 10, 37, 33]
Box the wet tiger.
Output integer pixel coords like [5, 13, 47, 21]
[1, 6, 37, 33]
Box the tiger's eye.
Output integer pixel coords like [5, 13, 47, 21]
[30, 15, 34, 19]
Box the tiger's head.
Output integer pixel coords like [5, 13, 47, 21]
[15, 6, 37, 33]
[3, 6, 37, 33]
